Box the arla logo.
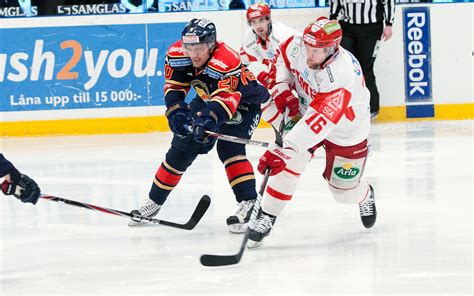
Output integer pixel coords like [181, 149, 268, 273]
[334, 163, 359, 179]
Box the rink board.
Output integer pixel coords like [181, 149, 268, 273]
[0, 4, 472, 136]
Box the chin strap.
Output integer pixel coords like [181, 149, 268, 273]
[319, 47, 340, 69]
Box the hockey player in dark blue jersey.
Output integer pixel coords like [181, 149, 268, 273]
[129, 19, 270, 232]
[0, 153, 41, 205]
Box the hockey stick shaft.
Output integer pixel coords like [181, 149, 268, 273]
[200, 110, 287, 266]
[205, 131, 269, 148]
[39, 194, 211, 230]
[184, 124, 270, 148]
[206, 130, 372, 157]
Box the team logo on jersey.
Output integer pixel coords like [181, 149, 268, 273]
[226, 111, 243, 125]
[333, 163, 360, 179]
[192, 80, 211, 101]
[289, 45, 299, 58]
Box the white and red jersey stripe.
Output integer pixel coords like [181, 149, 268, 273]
[272, 35, 371, 151]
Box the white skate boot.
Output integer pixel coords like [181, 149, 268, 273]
[128, 199, 162, 227]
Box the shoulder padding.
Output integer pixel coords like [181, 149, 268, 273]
[207, 41, 241, 74]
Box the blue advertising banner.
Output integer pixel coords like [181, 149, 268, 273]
[0, 22, 185, 112]
[402, 6, 434, 118]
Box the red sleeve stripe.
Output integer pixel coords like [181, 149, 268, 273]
[245, 52, 258, 62]
[279, 35, 295, 70]
[266, 111, 280, 124]
[284, 168, 300, 176]
[211, 91, 241, 118]
[266, 186, 293, 201]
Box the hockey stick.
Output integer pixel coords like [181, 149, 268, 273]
[205, 131, 270, 148]
[205, 130, 372, 157]
[199, 111, 287, 267]
[39, 194, 211, 230]
[184, 124, 270, 148]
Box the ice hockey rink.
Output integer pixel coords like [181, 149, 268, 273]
[0, 120, 472, 295]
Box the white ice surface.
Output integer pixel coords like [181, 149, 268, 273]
[0, 121, 472, 295]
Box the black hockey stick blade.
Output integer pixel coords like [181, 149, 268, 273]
[199, 111, 287, 267]
[158, 195, 211, 230]
[200, 238, 247, 267]
[200, 169, 270, 266]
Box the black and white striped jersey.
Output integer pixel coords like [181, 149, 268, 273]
[329, 0, 395, 26]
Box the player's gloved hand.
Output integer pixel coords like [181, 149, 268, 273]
[257, 66, 276, 89]
[257, 143, 296, 176]
[1, 174, 41, 205]
[274, 90, 299, 117]
[165, 102, 192, 136]
[192, 109, 218, 144]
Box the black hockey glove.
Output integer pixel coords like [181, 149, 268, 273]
[165, 102, 193, 136]
[192, 109, 218, 144]
[1, 174, 41, 205]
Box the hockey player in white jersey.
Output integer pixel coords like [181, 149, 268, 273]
[248, 17, 376, 248]
[240, 2, 298, 90]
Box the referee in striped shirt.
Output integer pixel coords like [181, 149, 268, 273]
[330, 0, 395, 118]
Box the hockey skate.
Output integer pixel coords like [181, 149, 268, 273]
[247, 212, 276, 249]
[128, 199, 162, 226]
[226, 199, 256, 233]
[359, 185, 376, 228]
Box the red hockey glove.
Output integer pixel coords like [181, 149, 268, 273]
[257, 143, 295, 176]
[256, 64, 277, 89]
[273, 90, 299, 117]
